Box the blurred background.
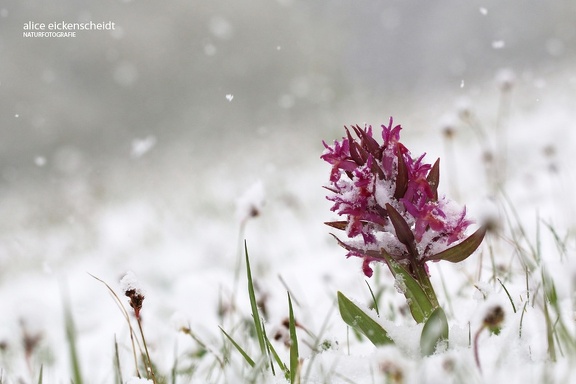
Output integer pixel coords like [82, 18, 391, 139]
[0, 0, 575, 271]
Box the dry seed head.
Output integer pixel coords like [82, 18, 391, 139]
[483, 305, 505, 328]
[496, 68, 516, 92]
[120, 271, 145, 319]
[379, 360, 404, 384]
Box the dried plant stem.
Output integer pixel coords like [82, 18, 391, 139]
[136, 317, 157, 383]
[89, 274, 143, 378]
[473, 324, 486, 373]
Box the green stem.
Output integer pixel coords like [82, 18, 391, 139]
[412, 261, 439, 309]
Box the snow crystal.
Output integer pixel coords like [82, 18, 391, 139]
[209, 16, 233, 40]
[120, 271, 144, 295]
[34, 156, 46, 167]
[393, 273, 406, 294]
[130, 136, 157, 158]
[225, 94, 234, 102]
[492, 40, 505, 49]
[204, 43, 217, 56]
[479, 7, 488, 15]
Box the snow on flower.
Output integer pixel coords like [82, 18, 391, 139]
[322, 117, 483, 277]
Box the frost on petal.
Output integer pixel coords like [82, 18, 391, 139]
[235, 180, 265, 223]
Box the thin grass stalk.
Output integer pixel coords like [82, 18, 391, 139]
[136, 317, 157, 383]
[244, 241, 267, 355]
[62, 289, 83, 384]
[37, 365, 43, 384]
[113, 335, 123, 384]
[288, 293, 300, 384]
[497, 278, 517, 313]
[219, 326, 255, 367]
[364, 280, 380, 316]
[89, 274, 143, 378]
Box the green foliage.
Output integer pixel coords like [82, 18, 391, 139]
[337, 291, 392, 346]
[62, 290, 83, 384]
[425, 226, 486, 263]
[244, 241, 267, 355]
[37, 365, 43, 384]
[219, 327, 255, 367]
[420, 307, 449, 356]
[221, 242, 297, 381]
[288, 293, 299, 384]
[380, 252, 435, 324]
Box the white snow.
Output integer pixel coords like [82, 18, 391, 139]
[1, 68, 575, 384]
[120, 270, 145, 296]
[130, 135, 157, 158]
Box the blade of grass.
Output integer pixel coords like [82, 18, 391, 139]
[364, 280, 380, 316]
[260, 322, 276, 376]
[62, 289, 83, 384]
[497, 278, 517, 313]
[89, 273, 142, 378]
[288, 292, 299, 384]
[263, 329, 288, 378]
[113, 335, 123, 384]
[244, 241, 267, 355]
[219, 326, 255, 367]
[37, 365, 43, 384]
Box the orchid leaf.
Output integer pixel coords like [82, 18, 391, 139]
[337, 291, 393, 346]
[380, 250, 435, 323]
[425, 226, 486, 263]
[324, 221, 348, 231]
[420, 307, 449, 356]
[427, 159, 440, 201]
[394, 149, 408, 198]
[385, 204, 417, 258]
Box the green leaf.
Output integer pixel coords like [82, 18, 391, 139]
[244, 241, 266, 354]
[219, 326, 256, 367]
[263, 332, 288, 378]
[63, 289, 83, 384]
[337, 291, 393, 346]
[425, 226, 486, 263]
[288, 293, 299, 384]
[380, 250, 435, 323]
[420, 307, 449, 356]
[37, 365, 43, 384]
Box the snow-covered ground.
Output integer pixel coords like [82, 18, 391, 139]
[1, 66, 576, 383]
